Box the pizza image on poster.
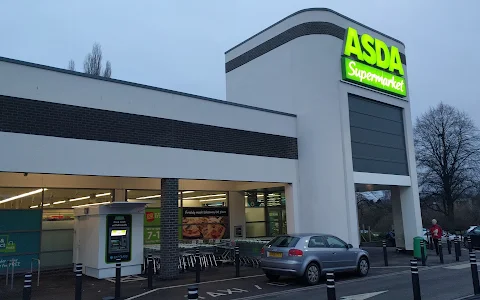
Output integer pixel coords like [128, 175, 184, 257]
[182, 208, 229, 240]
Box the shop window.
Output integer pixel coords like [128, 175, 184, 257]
[0, 187, 44, 210]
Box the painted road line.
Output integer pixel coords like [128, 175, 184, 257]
[444, 263, 480, 270]
[371, 266, 410, 269]
[124, 274, 264, 300]
[340, 291, 388, 300]
[254, 285, 262, 290]
[232, 262, 473, 300]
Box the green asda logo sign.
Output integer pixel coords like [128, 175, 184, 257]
[341, 27, 407, 97]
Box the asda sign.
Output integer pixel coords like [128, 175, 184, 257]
[341, 27, 407, 97]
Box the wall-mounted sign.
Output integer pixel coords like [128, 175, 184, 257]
[342, 27, 407, 97]
[182, 207, 229, 240]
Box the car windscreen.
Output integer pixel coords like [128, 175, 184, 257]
[267, 236, 299, 247]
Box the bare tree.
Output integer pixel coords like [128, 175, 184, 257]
[414, 102, 480, 227]
[68, 59, 75, 71]
[68, 42, 112, 77]
[103, 60, 112, 78]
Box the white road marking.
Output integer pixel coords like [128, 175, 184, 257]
[254, 285, 262, 290]
[444, 263, 480, 270]
[266, 282, 289, 287]
[371, 266, 410, 269]
[340, 290, 388, 300]
[124, 274, 264, 300]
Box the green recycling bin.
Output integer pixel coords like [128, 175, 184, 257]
[413, 236, 428, 259]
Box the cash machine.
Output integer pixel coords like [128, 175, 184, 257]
[73, 202, 146, 279]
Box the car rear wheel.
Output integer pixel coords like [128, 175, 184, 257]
[357, 256, 369, 277]
[265, 273, 280, 281]
[303, 262, 320, 285]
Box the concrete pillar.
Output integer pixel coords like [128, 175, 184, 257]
[391, 186, 405, 249]
[228, 192, 246, 238]
[113, 189, 126, 202]
[285, 183, 298, 234]
[160, 178, 179, 279]
[400, 186, 423, 250]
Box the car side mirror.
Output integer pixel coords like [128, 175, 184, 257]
[347, 244, 353, 249]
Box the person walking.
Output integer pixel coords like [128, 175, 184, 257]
[430, 219, 443, 255]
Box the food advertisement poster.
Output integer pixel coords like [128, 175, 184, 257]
[143, 208, 182, 244]
[182, 207, 229, 240]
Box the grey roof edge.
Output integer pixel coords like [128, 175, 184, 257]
[0, 56, 296, 118]
[225, 7, 405, 54]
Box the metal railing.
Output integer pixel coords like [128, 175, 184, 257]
[31, 258, 41, 287]
[5, 258, 15, 290]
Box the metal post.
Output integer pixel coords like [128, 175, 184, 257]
[447, 237, 452, 255]
[470, 252, 480, 295]
[459, 237, 463, 257]
[31, 258, 40, 287]
[5, 258, 8, 287]
[75, 263, 83, 300]
[420, 240, 426, 266]
[439, 242, 444, 264]
[382, 241, 388, 266]
[11, 259, 15, 290]
[23, 273, 32, 300]
[455, 237, 460, 262]
[115, 260, 121, 299]
[326, 272, 336, 300]
[188, 285, 199, 299]
[410, 260, 421, 300]
[195, 247, 201, 283]
[468, 236, 473, 253]
[147, 254, 153, 289]
[235, 246, 240, 278]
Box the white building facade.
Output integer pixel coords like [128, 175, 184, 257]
[0, 8, 422, 278]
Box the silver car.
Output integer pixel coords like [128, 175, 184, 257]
[260, 234, 370, 285]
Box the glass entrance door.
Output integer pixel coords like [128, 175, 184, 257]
[267, 207, 287, 237]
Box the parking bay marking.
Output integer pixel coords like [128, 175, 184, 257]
[340, 291, 388, 300]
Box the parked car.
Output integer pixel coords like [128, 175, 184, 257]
[464, 226, 480, 248]
[422, 228, 457, 244]
[260, 234, 370, 285]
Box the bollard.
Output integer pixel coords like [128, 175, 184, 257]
[115, 259, 121, 299]
[235, 246, 240, 278]
[455, 237, 460, 262]
[420, 240, 426, 266]
[410, 260, 421, 300]
[23, 273, 32, 300]
[439, 242, 444, 264]
[470, 252, 480, 295]
[75, 263, 83, 300]
[147, 254, 153, 289]
[468, 236, 474, 253]
[195, 247, 201, 284]
[382, 241, 388, 266]
[326, 272, 336, 300]
[447, 238, 452, 255]
[188, 285, 199, 299]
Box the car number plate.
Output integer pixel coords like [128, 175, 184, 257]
[268, 251, 282, 258]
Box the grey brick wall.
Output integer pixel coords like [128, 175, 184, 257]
[159, 178, 179, 279]
[0, 95, 298, 159]
[225, 22, 407, 73]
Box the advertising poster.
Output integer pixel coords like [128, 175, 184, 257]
[182, 207, 229, 240]
[143, 208, 182, 244]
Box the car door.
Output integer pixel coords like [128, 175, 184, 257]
[324, 235, 357, 270]
[307, 236, 334, 270]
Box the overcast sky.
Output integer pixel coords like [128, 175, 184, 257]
[1, 1, 478, 125]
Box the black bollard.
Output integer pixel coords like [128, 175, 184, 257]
[22, 273, 32, 300]
[326, 272, 336, 300]
[420, 240, 426, 266]
[75, 263, 83, 300]
[195, 247, 201, 284]
[439, 242, 444, 264]
[115, 260, 121, 299]
[235, 246, 240, 278]
[447, 238, 452, 255]
[468, 236, 473, 253]
[470, 252, 480, 295]
[382, 241, 388, 266]
[459, 237, 463, 257]
[188, 285, 199, 299]
[410, 260, 421, 300]
[455, 238, 460, 262]
[147, 254, 153, 289]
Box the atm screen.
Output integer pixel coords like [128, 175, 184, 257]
[111, 229, 127, 236]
